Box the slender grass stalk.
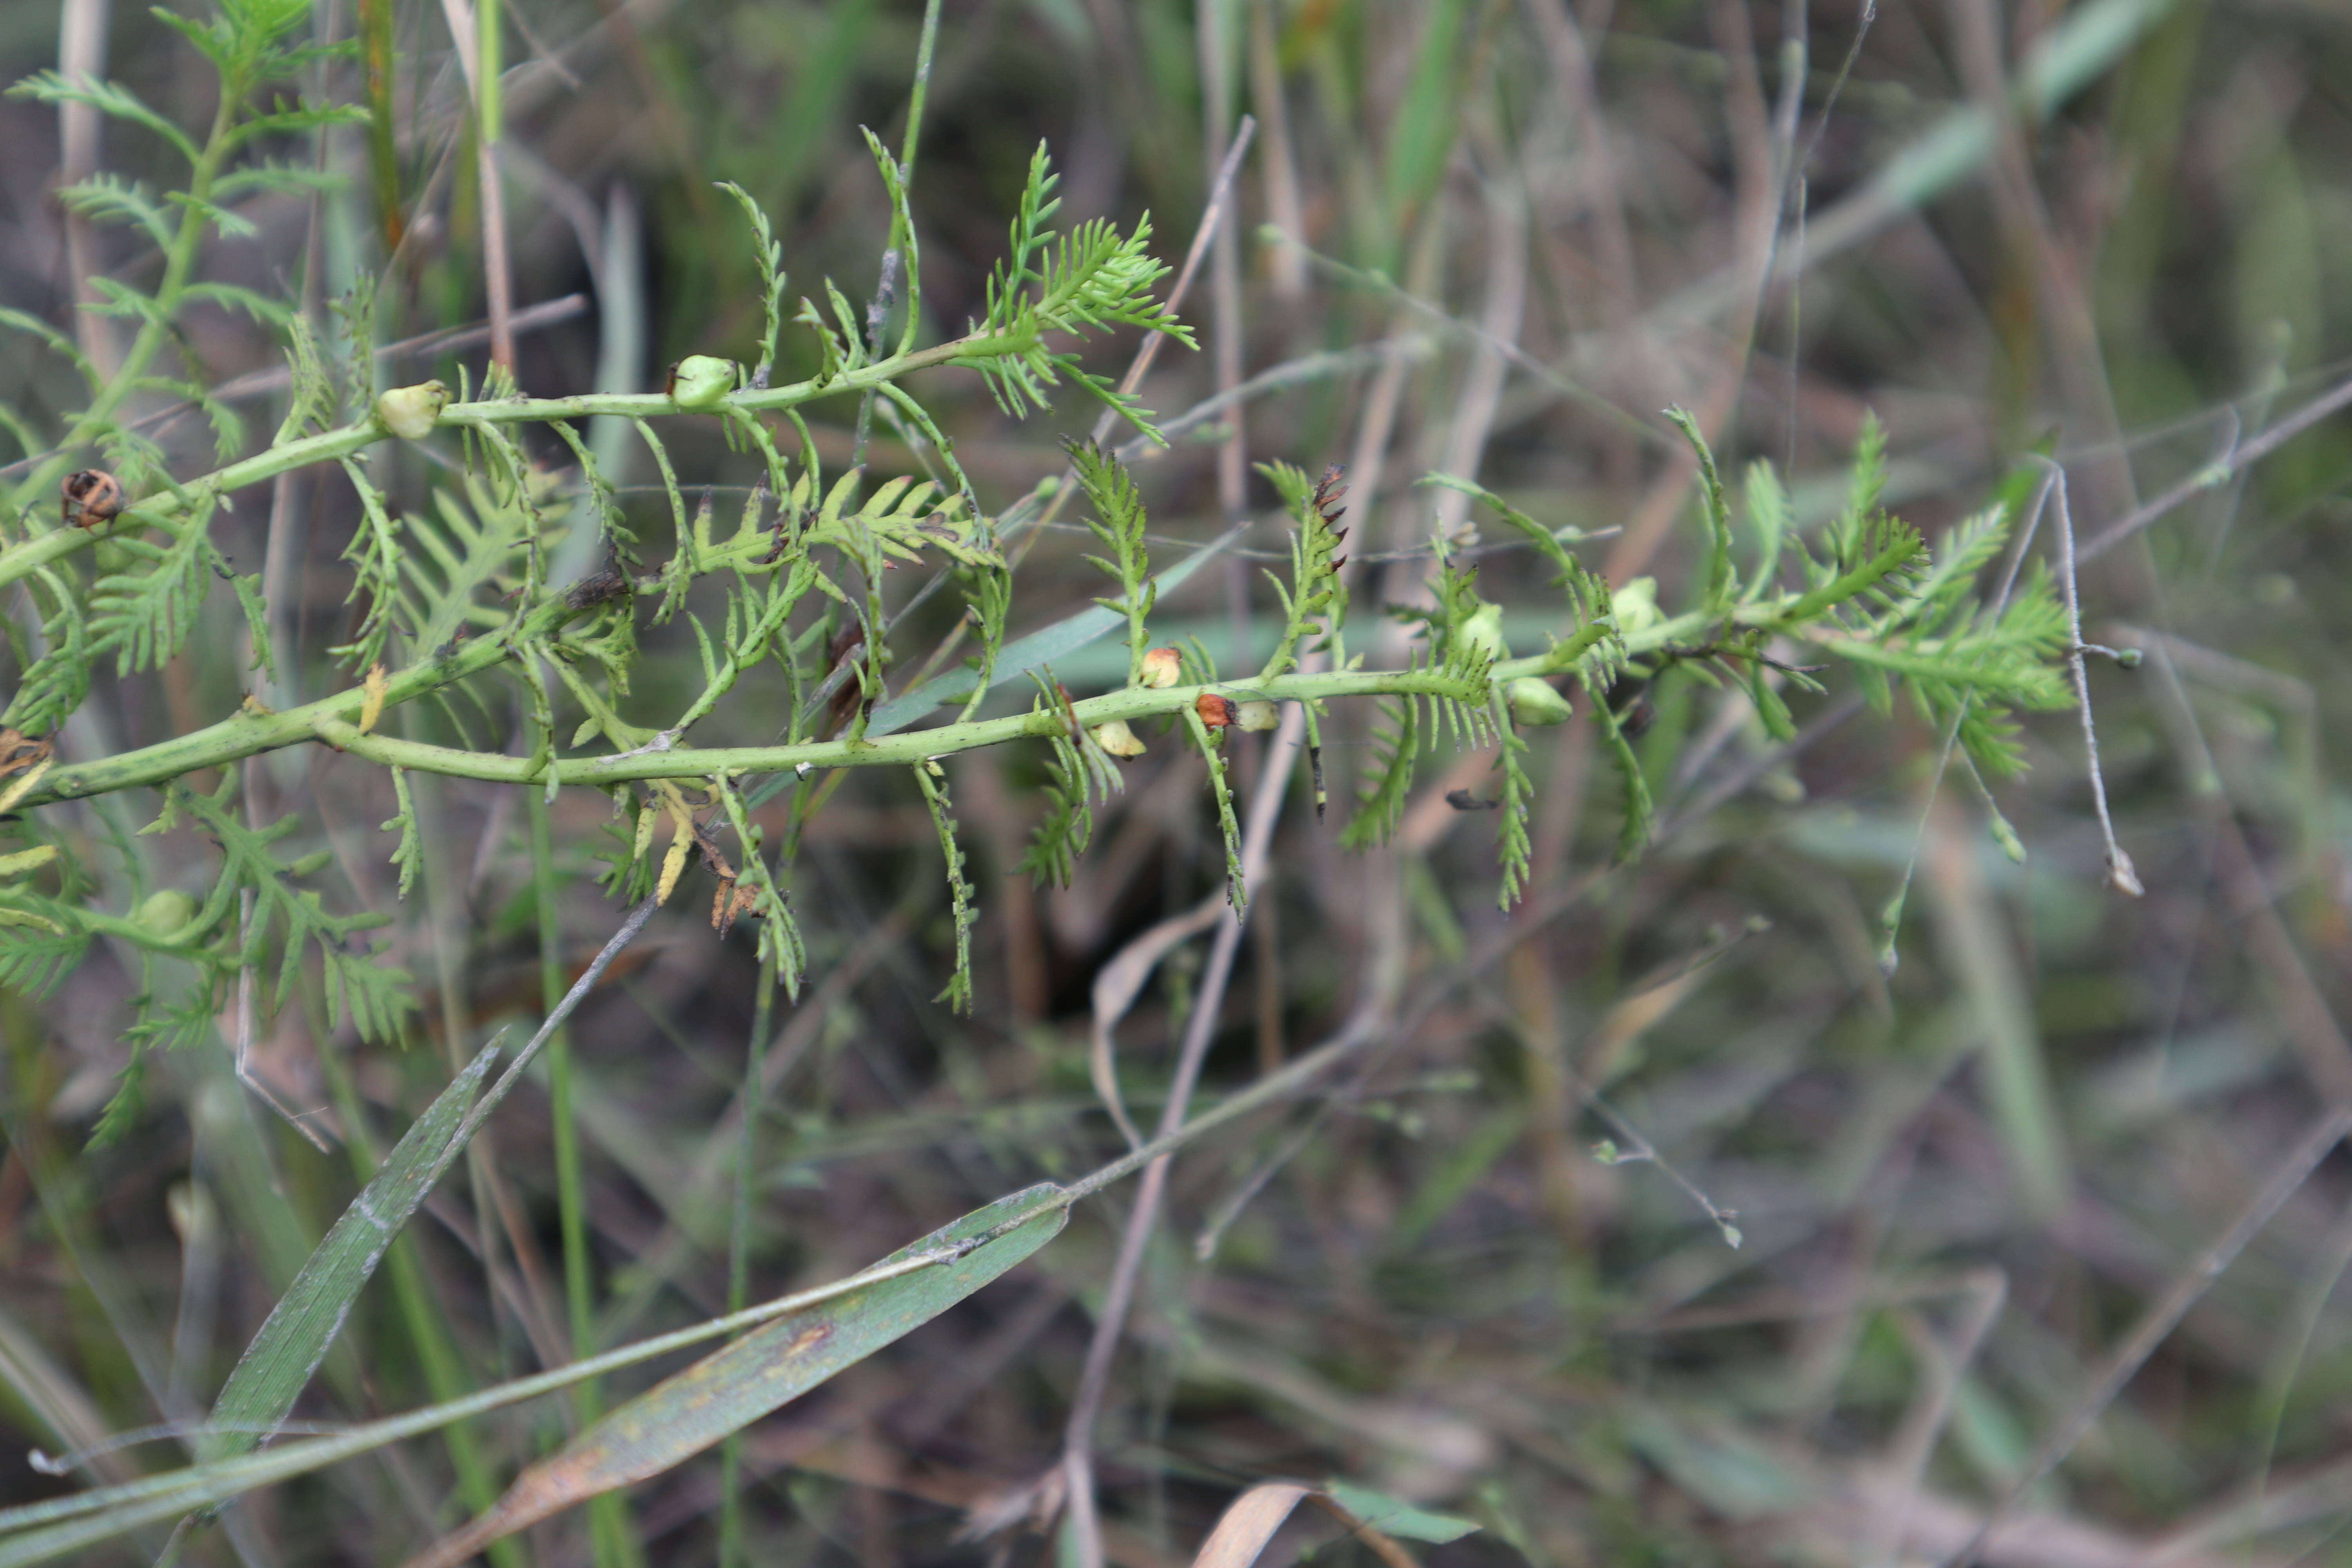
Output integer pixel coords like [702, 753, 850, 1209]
[852, 0, 944, 467]
[524, 785, 636, 1568]
[717, 946, 777, 1568]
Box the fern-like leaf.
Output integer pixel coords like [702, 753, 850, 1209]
[1664, 407, 1737, 612]
[87, 507, 219, 675]
[1341, 696, 1418, 851]
[1068, 439, 1153, 683]
[1019, 693, 1122, 889]
[914, 762, 978, 1012]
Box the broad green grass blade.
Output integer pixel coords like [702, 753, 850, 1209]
[1320, 1479, 1480, 1543]
[865, 529, 1239, 736]
[201, 1039, 502, 1462]
[0, 1184, 1070, 1567]
[400, 1184, 1068, 1568]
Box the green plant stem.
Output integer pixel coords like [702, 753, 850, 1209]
[24, 614, 1743, 806]
[32, 566, 1849, 833]
[0, 334, 976, 593]
[891, 0, 942, 358]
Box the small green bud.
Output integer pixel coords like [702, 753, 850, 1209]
[1612, 576, 1661, 634]
[1988, 808, 2027, 865]
[287, 850, 333, 879]
[1505, 678, 1573, 727]
[376, 380, 448, 441]
[668, 355, 739, 410]
[1458, 602, 1508, 662]
[134, 889, 196, 937]
[1234, 700, 1279, 732]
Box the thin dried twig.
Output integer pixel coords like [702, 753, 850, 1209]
[2035, 458, 2141, 896]
[1058, 706, 1306, 1568]
[437, 0, 515, 368]
[1942, 1102, 2352, 1568]
[2076, 367, 2352, 563]
[1197, 0, 1247, 523]
[1864, 1269, 2009, 1568]
[57, 0, 117, 380]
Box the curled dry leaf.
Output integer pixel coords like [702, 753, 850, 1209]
[358, 664, 389, 735]
[711, 879, 758, 936]
[61, 469, 124, 529]
[0, 730, 54, 779]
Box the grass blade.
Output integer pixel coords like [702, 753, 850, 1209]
[0, 1183, 1068, 1567]
[203, 1038, 501, 1461]
[398, 1183, 1069, 1568]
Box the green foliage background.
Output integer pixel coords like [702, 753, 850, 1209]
[3, 0, 2352, 1565]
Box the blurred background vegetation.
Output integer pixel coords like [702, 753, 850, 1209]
[6, 0, 2352, 1563]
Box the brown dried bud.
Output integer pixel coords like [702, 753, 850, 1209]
[1141, 647, 1183, 688]
[1195, 693, 1237, 729]
[61, 469, 124, 530]
[1311, 464, 1347, 525]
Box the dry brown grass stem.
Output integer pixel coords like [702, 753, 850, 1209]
[436, 0, 515, 369]
[1059, 705, 1307, 1568]
[1944, 1102, 2352, 1568]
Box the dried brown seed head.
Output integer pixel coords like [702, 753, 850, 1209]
[61, 470, 124, 530]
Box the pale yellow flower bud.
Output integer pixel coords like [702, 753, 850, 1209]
[1140, 647, 1182, 688]
[1458, 602, 1508, 661]
[376, 380, 448, 441]
[1093, 720, 1147, 757]
[134, 889, 196, 936]
[1234, 700, 1278, 731]
[1506, 678, 1573, 727]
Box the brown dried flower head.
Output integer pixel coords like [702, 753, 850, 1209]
[61, 470, 124, 530]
